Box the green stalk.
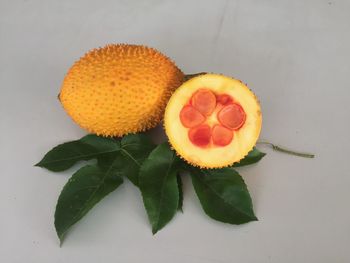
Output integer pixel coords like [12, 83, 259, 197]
[257, 141, 315, 158]
[184, 72, 207, 81]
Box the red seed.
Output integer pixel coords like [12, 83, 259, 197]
[212, 125, 233, 146]
[216, 94, 233, 105]
[217, 103, 246, 130]
[180, 105, 206, 128]
[188, 124, 212, 147]
[191, 89, 216, 116]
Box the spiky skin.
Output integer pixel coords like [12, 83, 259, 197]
[164, 74, 262, 168]
[59, 44, 184, 136]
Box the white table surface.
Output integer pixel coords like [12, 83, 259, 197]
[1, 0, 350, 262]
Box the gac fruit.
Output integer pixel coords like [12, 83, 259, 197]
[59, 44, 184, 136]
[164, 74, 262, 168]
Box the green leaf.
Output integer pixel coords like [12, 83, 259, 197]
[190, 167, 257, 224]
[232, 147, 266, 167]
[35, 135, 120, 172]
[55, 163, 123, 243]
[118, 134, 156, 185]
[177, 174, 183, 212]
[139, 143, 181, 234]
[98, 134, 156, 186]
[36, 133, 154, 185]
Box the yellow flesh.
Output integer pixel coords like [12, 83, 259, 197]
[164, 74, 262, 168]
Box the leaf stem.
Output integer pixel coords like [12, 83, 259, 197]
[257, 141, 315, 158]
[184, 72, 207, 81]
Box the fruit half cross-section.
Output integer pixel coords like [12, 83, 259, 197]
[59, 44, 184, 137]
[164, 74, 262, 168]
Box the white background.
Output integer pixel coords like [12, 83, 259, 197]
[1, 0, 350, 262]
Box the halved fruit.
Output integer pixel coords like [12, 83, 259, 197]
[164, 74, 262, 168]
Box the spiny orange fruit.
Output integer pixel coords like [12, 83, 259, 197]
[59, 44, 184, 136]
[164, 74, 262, 168]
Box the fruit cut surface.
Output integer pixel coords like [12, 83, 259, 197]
[164, 74, 262, 168]
[180, 88, 245, 148]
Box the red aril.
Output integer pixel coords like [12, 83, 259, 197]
[191, 89, 216, 116]
[212, 125, 233, 146]
[180, 105, 206, 128]
[218, 103, 246, 130]
[188, 124, 212, 147]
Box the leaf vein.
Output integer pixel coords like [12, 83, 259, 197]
[120, 149, 141, 166]
[154, 153, 175, 230]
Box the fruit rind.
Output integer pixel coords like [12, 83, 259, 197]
[60, 44, 184, 137]
[164, 73, 262, 168]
